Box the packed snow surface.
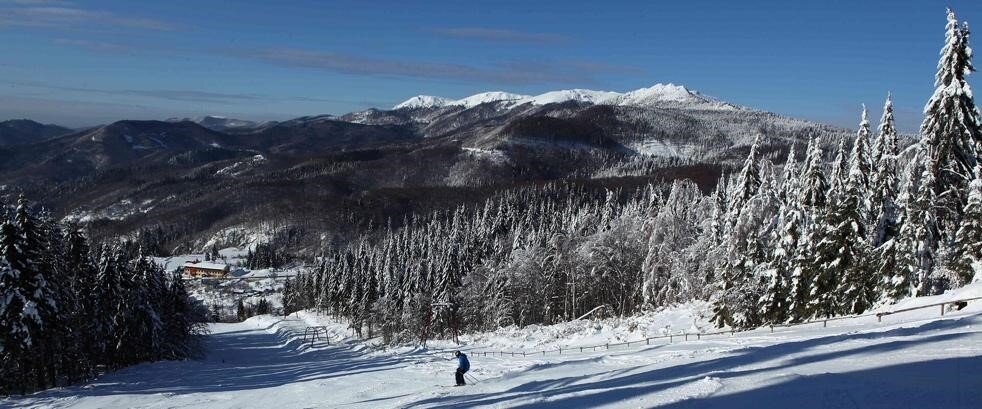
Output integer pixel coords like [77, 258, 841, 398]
[8, 284, 982, 408]
[393, 83, 740, 111]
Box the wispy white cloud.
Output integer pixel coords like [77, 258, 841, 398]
[239, 47, 642, 85]
[428, 27, 568, 44]
[0, 4, 177, 31]
[7, 81, 259, 104]
[5, 80, 385, 107]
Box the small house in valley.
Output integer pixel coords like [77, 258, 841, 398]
[182, 261, 230, 278]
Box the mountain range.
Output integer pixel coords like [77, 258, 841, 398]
[0, 83, 850, 254]
[393, 83, 741, 111]
[0, 119, 73, 147]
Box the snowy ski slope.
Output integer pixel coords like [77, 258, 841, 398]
[6, 284, 982, 409]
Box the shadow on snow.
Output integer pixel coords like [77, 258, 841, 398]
[402, 314, 982, 409]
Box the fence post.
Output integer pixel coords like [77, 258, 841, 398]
[646, 337, 650, 345]
[542, 350, 545, 356]
[770, 326, 774, 333]
[697, 333, 701, 340]
[877, 314, 882, 323]
[606, 343, 609, 350]
[685, 333, 688, 341]
[669, 334, 673, 343]
[580, 347, 583, 353]
[941, 304, 945, 316]
[559, 348, 562, 354]
[823, 320, 827, 328]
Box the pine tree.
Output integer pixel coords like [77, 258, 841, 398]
[0, 221, 33, 393]
[780, 144, 800, 203]
[950, 166, 982, 284]
[799, 137, 829, 211]
[828, 135, 849, 205]
[850, 105, 874, 221]
[725, 134, 764, 231]
[709, 174, 727, 245]
[762, 198, 799, 323]
[10, 196, 57, 390]
[912, 162, 942, 295]
[921, 9, 982, 233]
[871, 94, 901, 246]
[888, 159, 924, 301]
[713, 135, 764, 328]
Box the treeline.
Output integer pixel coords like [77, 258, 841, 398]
[284, 182, 660, 343]
[0, 196, 205, 395]
[245, 242, 291, 269]
[282, 8, 982, 343]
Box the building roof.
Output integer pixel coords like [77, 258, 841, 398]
[182, 262, 229, 271]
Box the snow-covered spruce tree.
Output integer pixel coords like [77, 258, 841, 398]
[950, 166, 982, 284]
[828, 135, 849, 206]
[762, 146, 804, 324]
[780, 144, 800, 203]
[129, 253, 165, 362]
[921, 9, 982, 235]
[886, 158, 924, 301]
[712, 136, 772, 328]
[912, 161, 942, 296]
[829, 110, 878, 315]
[851, 105, 875, 222]
[93, 243, 126, 367]
[708, 174, 728, 245]
[10, 196, 58, 390]
[0, 221, 33, 394]
[788, 137, 828, 320]
[798, 136, 830, 211]
[810, 161, 869, 316]
[724, 135, 764, 232]
[871, 94, 902, 247]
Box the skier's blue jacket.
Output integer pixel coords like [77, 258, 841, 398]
[457, 353, 470, 371]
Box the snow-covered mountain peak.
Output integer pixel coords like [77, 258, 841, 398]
[621, 83, 695, 103]
[519, 89, 622, 105]
[455, 91, 530, 108]
[393, 92, 528, 109]
[392, 83, 741, 111]
[393, 95, 454, 110]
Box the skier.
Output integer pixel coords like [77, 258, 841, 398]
[453, 350, 470, 386]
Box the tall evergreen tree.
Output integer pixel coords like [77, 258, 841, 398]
[828, 135, 849, 204]
[950, 166, 982, 284]
[888, 159, 924, 301]
[799, 137, 829, 211]
[921, 8, 982, 233]
[871, 94, 901, 246]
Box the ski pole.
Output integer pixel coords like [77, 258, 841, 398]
[465, 373, 481, 384]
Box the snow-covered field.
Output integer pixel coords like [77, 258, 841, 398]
[6, 285, 982, 408]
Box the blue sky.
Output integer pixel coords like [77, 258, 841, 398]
[0, 0, 979, 131]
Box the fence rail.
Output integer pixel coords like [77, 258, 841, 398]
[469, 297, 981, 359]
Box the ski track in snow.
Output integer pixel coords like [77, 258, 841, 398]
[6, 298, 982, 408]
